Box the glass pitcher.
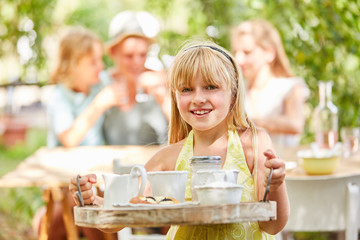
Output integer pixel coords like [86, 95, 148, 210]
[313, 81, 338, 149]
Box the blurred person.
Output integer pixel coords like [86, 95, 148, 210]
[231, 19, 309, 155]
[100, 10, 169, 145]
[46, 27, 107, 148]
[39, 26, 117, 240]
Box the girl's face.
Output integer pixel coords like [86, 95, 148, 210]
[175, 72, 233, 132]
[232, 34, 270, 82]
[74, 42, 104, 87]
[110, 37, 150, 78]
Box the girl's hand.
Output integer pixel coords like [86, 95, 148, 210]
[69, 174, 98, 206]
[263, 149, 286, 192]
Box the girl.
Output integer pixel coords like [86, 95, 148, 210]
[47, 26, 106, 148]
[70, 40, 289, 239]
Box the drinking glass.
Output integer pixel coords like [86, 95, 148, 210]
[341, 127, 360, 158]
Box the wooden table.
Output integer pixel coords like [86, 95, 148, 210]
[74, 202, 277, 229]
[0, 145, 161, 240]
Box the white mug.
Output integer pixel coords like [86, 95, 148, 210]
[103, 165, 147, 209]
[147, 171, 188, 202]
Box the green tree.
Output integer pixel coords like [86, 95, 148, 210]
[0, 0, 56, 85]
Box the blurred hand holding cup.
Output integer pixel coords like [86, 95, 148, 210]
[341, 127, 360, 158]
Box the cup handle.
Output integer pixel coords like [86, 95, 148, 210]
[130, 165, 147, 196]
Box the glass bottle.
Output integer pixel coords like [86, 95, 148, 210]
[313, 81, 338, 149]
[190, 156, 221, 201]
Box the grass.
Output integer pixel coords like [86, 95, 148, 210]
[0, 128, 47, 240]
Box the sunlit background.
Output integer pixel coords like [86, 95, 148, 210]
[0, 1, 359, 238]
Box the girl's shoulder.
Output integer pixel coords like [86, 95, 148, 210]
[145, 140, 185, 172]
[236, 127, 271, 152]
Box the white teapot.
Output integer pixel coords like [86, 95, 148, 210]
[102, 165, 147, 209]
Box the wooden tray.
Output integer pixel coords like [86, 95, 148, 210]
[74, 201, 276, 229]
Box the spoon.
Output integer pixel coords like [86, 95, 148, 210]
[262, 168, 273, 202]
[76, 174, 84, 207]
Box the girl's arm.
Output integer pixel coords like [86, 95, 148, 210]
[240, 128, 289, 235]
[256, 129, 290, 235]
[58, 84, 125, 147]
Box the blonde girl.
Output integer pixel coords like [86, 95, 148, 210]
[70, 40, 289, 239]
[47, 26, 106, 148]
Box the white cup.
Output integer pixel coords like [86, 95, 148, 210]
[191, 169, 239, 201]
[341, 127, 360, 158]
[147, 171, 188, 202]
[102, 165, 147, 209]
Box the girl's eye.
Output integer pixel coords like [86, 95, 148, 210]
[206, 85, 218, 90]
[181, 87, 192, 92]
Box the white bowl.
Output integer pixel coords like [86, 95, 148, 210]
[297, 149, 340, 175]
[195, 181, 243, 205]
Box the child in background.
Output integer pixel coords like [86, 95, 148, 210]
[47, 26, 106, 148]
[70, 40, 289, 239]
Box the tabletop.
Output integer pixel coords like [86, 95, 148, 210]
[1, 145, 360, 188]
[0, 145, 161, 188]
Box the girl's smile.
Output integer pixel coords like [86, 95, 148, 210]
[191, 109, 212, 116]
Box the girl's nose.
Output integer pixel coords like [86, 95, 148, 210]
[192, 89, 206, 104]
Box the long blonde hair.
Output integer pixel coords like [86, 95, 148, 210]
[232, 19, 293, 77]
[167, 40, 255, 144]
[51, 27, 103, 86]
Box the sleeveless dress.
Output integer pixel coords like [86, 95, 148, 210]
[165, 129, 275, 240]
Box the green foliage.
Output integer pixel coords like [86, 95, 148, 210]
[0, 0, 56, 84]
[0, 187, 44, 225]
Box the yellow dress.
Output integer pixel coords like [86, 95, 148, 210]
[165, 129, 275, 240]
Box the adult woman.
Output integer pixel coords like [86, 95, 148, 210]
[231, 19, 309, 155]
[100, 10, 169, 145]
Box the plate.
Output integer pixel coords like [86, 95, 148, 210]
[112, 201, 199, 208]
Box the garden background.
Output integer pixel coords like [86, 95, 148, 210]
[0, 0, 359, 239]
